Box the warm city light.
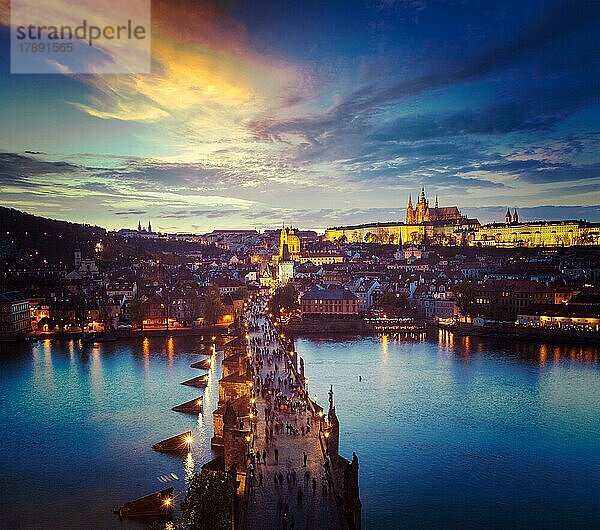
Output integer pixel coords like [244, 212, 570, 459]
[2, 3, 597, 529]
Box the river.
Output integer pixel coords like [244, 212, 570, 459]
[0, 332, 598, 529]
[296, 331, 600, 529]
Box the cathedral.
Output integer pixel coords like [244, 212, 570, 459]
[324, 188, 477, 245]
[278, 225, 301, 261]
[405, 188, 463, 225]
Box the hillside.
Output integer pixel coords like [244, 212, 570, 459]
[0, 207, 107, 267]
[0, 207, 224, 270]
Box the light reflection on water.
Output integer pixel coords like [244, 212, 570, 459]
[1, 333, 598, 529]
[297, 332, 600, 530]
[0, 336, 221, 530]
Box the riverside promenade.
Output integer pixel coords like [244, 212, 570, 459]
[241, 309, 346, 529]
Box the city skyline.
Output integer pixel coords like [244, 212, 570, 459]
[1, 0, 599, 233]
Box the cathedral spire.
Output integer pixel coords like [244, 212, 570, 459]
[406, 194, 414, 225]
[505, 208, 512, 225]
[435, 194, 438, 208]
[138, 220, 142, 232]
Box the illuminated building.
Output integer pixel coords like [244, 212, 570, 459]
[300, 285, 359, 315]
[325, 195, 600, 248]
[277, 225, 301, 262]
[472, 210, 600, 247]
[274, 225, 343, 284]
[324, 189, 478, 245]
[405, 188, 463, 224]
[277, 238, 295, 285]
[0, 291, 31, 339]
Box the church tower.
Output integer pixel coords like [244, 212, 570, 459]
[405, 195, 415, 224]
[512, 209, 519, 224]
[74, 245, 82, 269]
[278, 226, 300, 261]
[137, 220, 142, 232]
[148, 220, 152, 233]
[415, 187, 430, 223]
[505, 208, 512, 225]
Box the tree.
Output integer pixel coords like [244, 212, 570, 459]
[204, 285, 224, 325]
[128, 294, 147, 330]
[268, 284, 299, 317]
[378, 292, 398, 308]
[452, 281, 477, 322]
[180, 471, 233, 530]
[72, 290, 88, 333]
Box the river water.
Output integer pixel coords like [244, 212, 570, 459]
[0, 337, 222, 529]
[0, 333, 598, 529]
[296, 331, 600, 529]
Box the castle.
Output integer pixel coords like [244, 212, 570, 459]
[405, 188, 464, 224]
[324, 189, 477, 245]
[473, 209, 599, 247]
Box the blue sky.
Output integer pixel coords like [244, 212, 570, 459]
[0, 0, 598, 232]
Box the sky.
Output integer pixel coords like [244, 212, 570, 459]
[0, 0, 599, 233]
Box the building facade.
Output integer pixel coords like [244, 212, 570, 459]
[473, 215, 600, 247]
[325, 198, 600, 248]
[300, 286, 359, 315]
[0, 291, 31, 339]
[324, 189, 479, 245]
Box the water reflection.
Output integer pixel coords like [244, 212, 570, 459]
[42, 339, 55, 389]
[143, 337, 150, 371]
[296, 332, 600, 530]
[448, 332, 599, 366]
[184, 451, 195, 484]
[90, 344, 103, 399]
[167, 337, 175, 367]
[0, 336, 221, 530]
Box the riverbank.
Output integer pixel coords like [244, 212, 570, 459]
[284, 316, 426, 334]
[1, 326, 232, 343]
[434, 322, 600, 346]
[282, 316, 598, 345]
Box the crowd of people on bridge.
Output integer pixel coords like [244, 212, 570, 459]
[243, 297, 337, 529]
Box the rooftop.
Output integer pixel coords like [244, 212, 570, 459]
[301, 285, 358, 301]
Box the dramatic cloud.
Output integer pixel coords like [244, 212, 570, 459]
[0, 1, 598, 231]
